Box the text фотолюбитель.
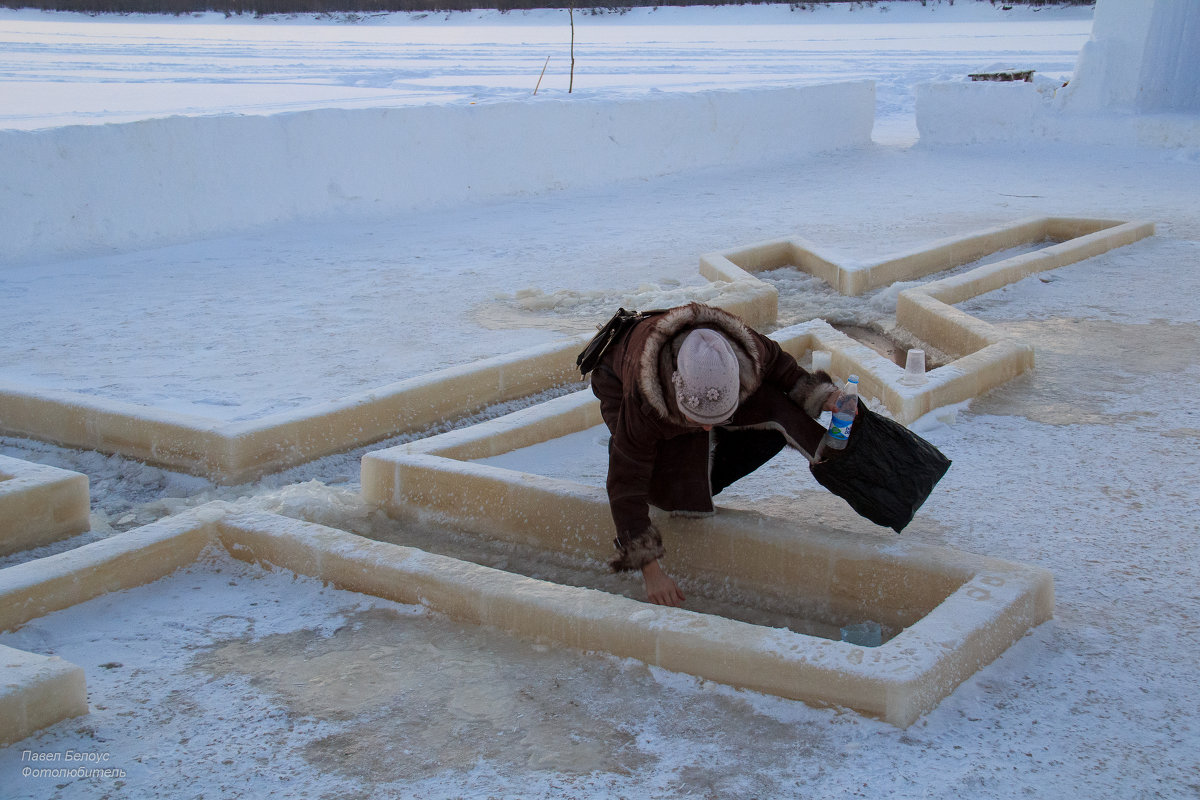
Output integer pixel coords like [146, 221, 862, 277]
[20, 749, 127, 780]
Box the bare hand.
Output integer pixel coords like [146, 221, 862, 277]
[641, 560, 685, 607]
[822, 389, 843, 413]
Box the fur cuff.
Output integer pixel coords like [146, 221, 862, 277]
[789, 371, 839, 418]
[608, 525, 665, 572]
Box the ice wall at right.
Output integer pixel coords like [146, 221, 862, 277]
[917, 0, 1200, 147]
[1063, 0, 1200, 114]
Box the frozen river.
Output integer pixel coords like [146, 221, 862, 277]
[0, 4, 1092, 138]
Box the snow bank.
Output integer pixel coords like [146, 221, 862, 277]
[916, 78, 1200, 147]
[0, 82, 873, 264]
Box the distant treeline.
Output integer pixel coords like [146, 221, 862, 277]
[0, 0, 1095, 17]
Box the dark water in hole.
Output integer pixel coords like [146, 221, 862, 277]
[831, 322, 943, 369]
[346, 513, 898, 646]
[765, 238, 1058, 369]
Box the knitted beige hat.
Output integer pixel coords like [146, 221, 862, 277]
[672, 329, 740, 425]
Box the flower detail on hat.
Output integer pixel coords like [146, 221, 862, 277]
[674, 375, 725, 410]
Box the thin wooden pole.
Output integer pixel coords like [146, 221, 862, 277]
[569, 2, 575, 94]
[533, 55, 550, 95]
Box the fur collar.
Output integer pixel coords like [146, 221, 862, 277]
[637, 304, 763, 423]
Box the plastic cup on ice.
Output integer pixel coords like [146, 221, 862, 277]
[900, 348, 927, 386]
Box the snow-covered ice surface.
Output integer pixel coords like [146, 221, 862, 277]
[0, 2, 1092, 137]
[0, 1, 1094, 420]
[2, 2, 1200, 798]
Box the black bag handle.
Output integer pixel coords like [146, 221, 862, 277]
[576, 307, 666, 377]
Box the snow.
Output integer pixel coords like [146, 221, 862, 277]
[0, 83, 876, 265]
[2, 2, 1200, 798]
[0, 3, 1092, 132]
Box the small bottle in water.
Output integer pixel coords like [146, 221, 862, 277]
[822, 374, 859, 452]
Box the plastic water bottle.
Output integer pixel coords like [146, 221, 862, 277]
[822, 374, 859, 452]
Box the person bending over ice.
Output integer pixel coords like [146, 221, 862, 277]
[586, 303, 845, 607]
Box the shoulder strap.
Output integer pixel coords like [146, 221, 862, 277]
[576, 307, 666, 377]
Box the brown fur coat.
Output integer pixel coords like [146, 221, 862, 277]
[589, 303, 836, 571]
